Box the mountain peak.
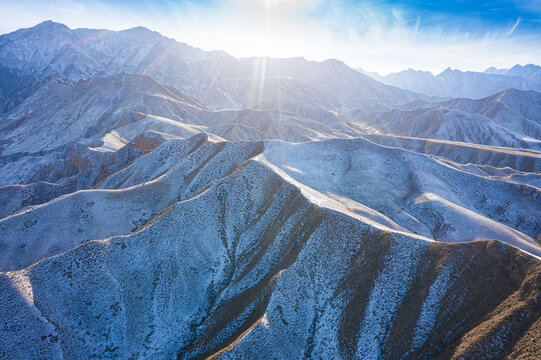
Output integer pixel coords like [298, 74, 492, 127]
[505, 63, 541, 79]
[321, 58, 347, 68]
[510, 63, 540, 70]
[441, 66, 452, 72]
[122, 25, 155, 34]
[33, 20, 70, 31]
[483, 66, 506, 74]
[438, 66, 462, 76]
[405, 68, 432, 75]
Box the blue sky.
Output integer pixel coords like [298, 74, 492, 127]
[1, 0, 540, 74]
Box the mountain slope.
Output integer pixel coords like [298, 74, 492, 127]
[0, 136, 539, 359]
[0, 72, 356, 189]
[0, 73, 209, 156]
[0, 21, 428, 111]
[1, 135, 539, 269]
[353, 88, 541, 150]
[0, 130, 169, 219]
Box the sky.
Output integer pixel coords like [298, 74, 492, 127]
[1, 0, 540, 75]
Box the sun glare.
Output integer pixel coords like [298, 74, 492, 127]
[2, 0, 540, 74]
[219, 0, 303, 58]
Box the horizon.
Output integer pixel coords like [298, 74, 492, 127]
[1, 0, 541, 75]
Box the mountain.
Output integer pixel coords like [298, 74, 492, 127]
[0, 72, 355, 189]
[366, 65, 541, 99]
[0, 21, 540, 360]
[483, 66, 508, 75]
[505, 64, 541, 81]
[352, 88, 541, 150]
[0, 73, 209, 156]
[1, 134, 540, 359]
[0, 73, 209, 187]
[0, 66, 46, 115]
[0, 21, 428, 112]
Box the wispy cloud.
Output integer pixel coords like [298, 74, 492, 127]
[507, 17, 521, 36]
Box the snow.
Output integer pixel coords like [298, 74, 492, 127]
[355, 237, 427, 358]
[409, 260, 457, 352]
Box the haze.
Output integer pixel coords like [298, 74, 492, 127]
[1, 0, 541, 74]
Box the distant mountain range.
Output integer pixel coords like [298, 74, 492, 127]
[359, 64, 541, 99]
[0, 20, 426, 114]
[0, 21, 540, 360]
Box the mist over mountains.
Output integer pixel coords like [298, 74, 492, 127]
[0, 21, 540, 360]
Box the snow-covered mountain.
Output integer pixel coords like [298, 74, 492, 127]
[1, 134, 540, 359]
[352, 88, 541, 150]
[363, 65, 541, 99]
[0, 72, 354, 189]
[0, 21, 540, 360]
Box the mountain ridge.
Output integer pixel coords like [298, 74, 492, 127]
[1, 133, 539, 359]
[360, 64, 541, 99]
[0, 20, 539, 360]
[352, 88, 541, 150]
[0, 21, 431, 112]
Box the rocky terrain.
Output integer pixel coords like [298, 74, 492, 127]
[0, 22, 540, 359]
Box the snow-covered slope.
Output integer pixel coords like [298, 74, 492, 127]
[354, 88, 541, 150]
[0, 72, 356, 188]
[1, 135, 540, 359]
[0, 73, 209, 157]
[3, 135, 539, 272]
